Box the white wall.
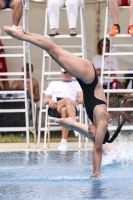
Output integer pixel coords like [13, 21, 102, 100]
[0, 0, 133, 90]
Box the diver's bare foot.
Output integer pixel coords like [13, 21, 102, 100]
[55, 117, 74, 130]
[90, 172, 102, 178]
[3, 25, 25, 40]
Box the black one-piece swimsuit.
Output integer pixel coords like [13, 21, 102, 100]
[76, 65, 106, 122]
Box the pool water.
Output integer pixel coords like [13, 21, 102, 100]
[0, 146, 133, 200]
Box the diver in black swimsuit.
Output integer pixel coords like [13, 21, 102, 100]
[76, 65, 106, 123]
[3, 25, 109, 178]
[76, 66, 125, 144]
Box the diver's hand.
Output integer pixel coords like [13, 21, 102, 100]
[90, 172, 102, 178]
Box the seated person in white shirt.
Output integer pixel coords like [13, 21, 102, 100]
[92, 38, 119, 89]
[44, 68, 83, 151]
[120, 79, 133, 123]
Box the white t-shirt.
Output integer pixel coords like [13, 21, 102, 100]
[92, 55, 119, 85]
[45, 80, 82, 102]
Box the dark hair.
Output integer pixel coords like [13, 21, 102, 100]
[103, 120, 125, 144]
[97, 38, 110, 55]
[23, 63, 33, 71]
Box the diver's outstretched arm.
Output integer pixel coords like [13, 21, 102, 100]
[55, 117, 94, 142]
[56, 117, 103, 178]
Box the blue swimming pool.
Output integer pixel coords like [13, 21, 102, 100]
[0, 147, 133, 200]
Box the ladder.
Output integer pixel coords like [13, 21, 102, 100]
[101, 1, 133, 131]
[37, 3, 87, 149]
[0, 0, 36, 147]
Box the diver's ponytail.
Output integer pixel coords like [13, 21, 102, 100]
[107, 120, 125, 143]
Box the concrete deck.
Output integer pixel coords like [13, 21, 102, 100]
[0, 142, 94, 152]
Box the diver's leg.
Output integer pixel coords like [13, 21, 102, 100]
[3, 26, 95, 84]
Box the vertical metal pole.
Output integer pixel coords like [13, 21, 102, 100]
[101, 5, 108, 86]
[23, 0, 30, 148]
[37, 7, 48, 148]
